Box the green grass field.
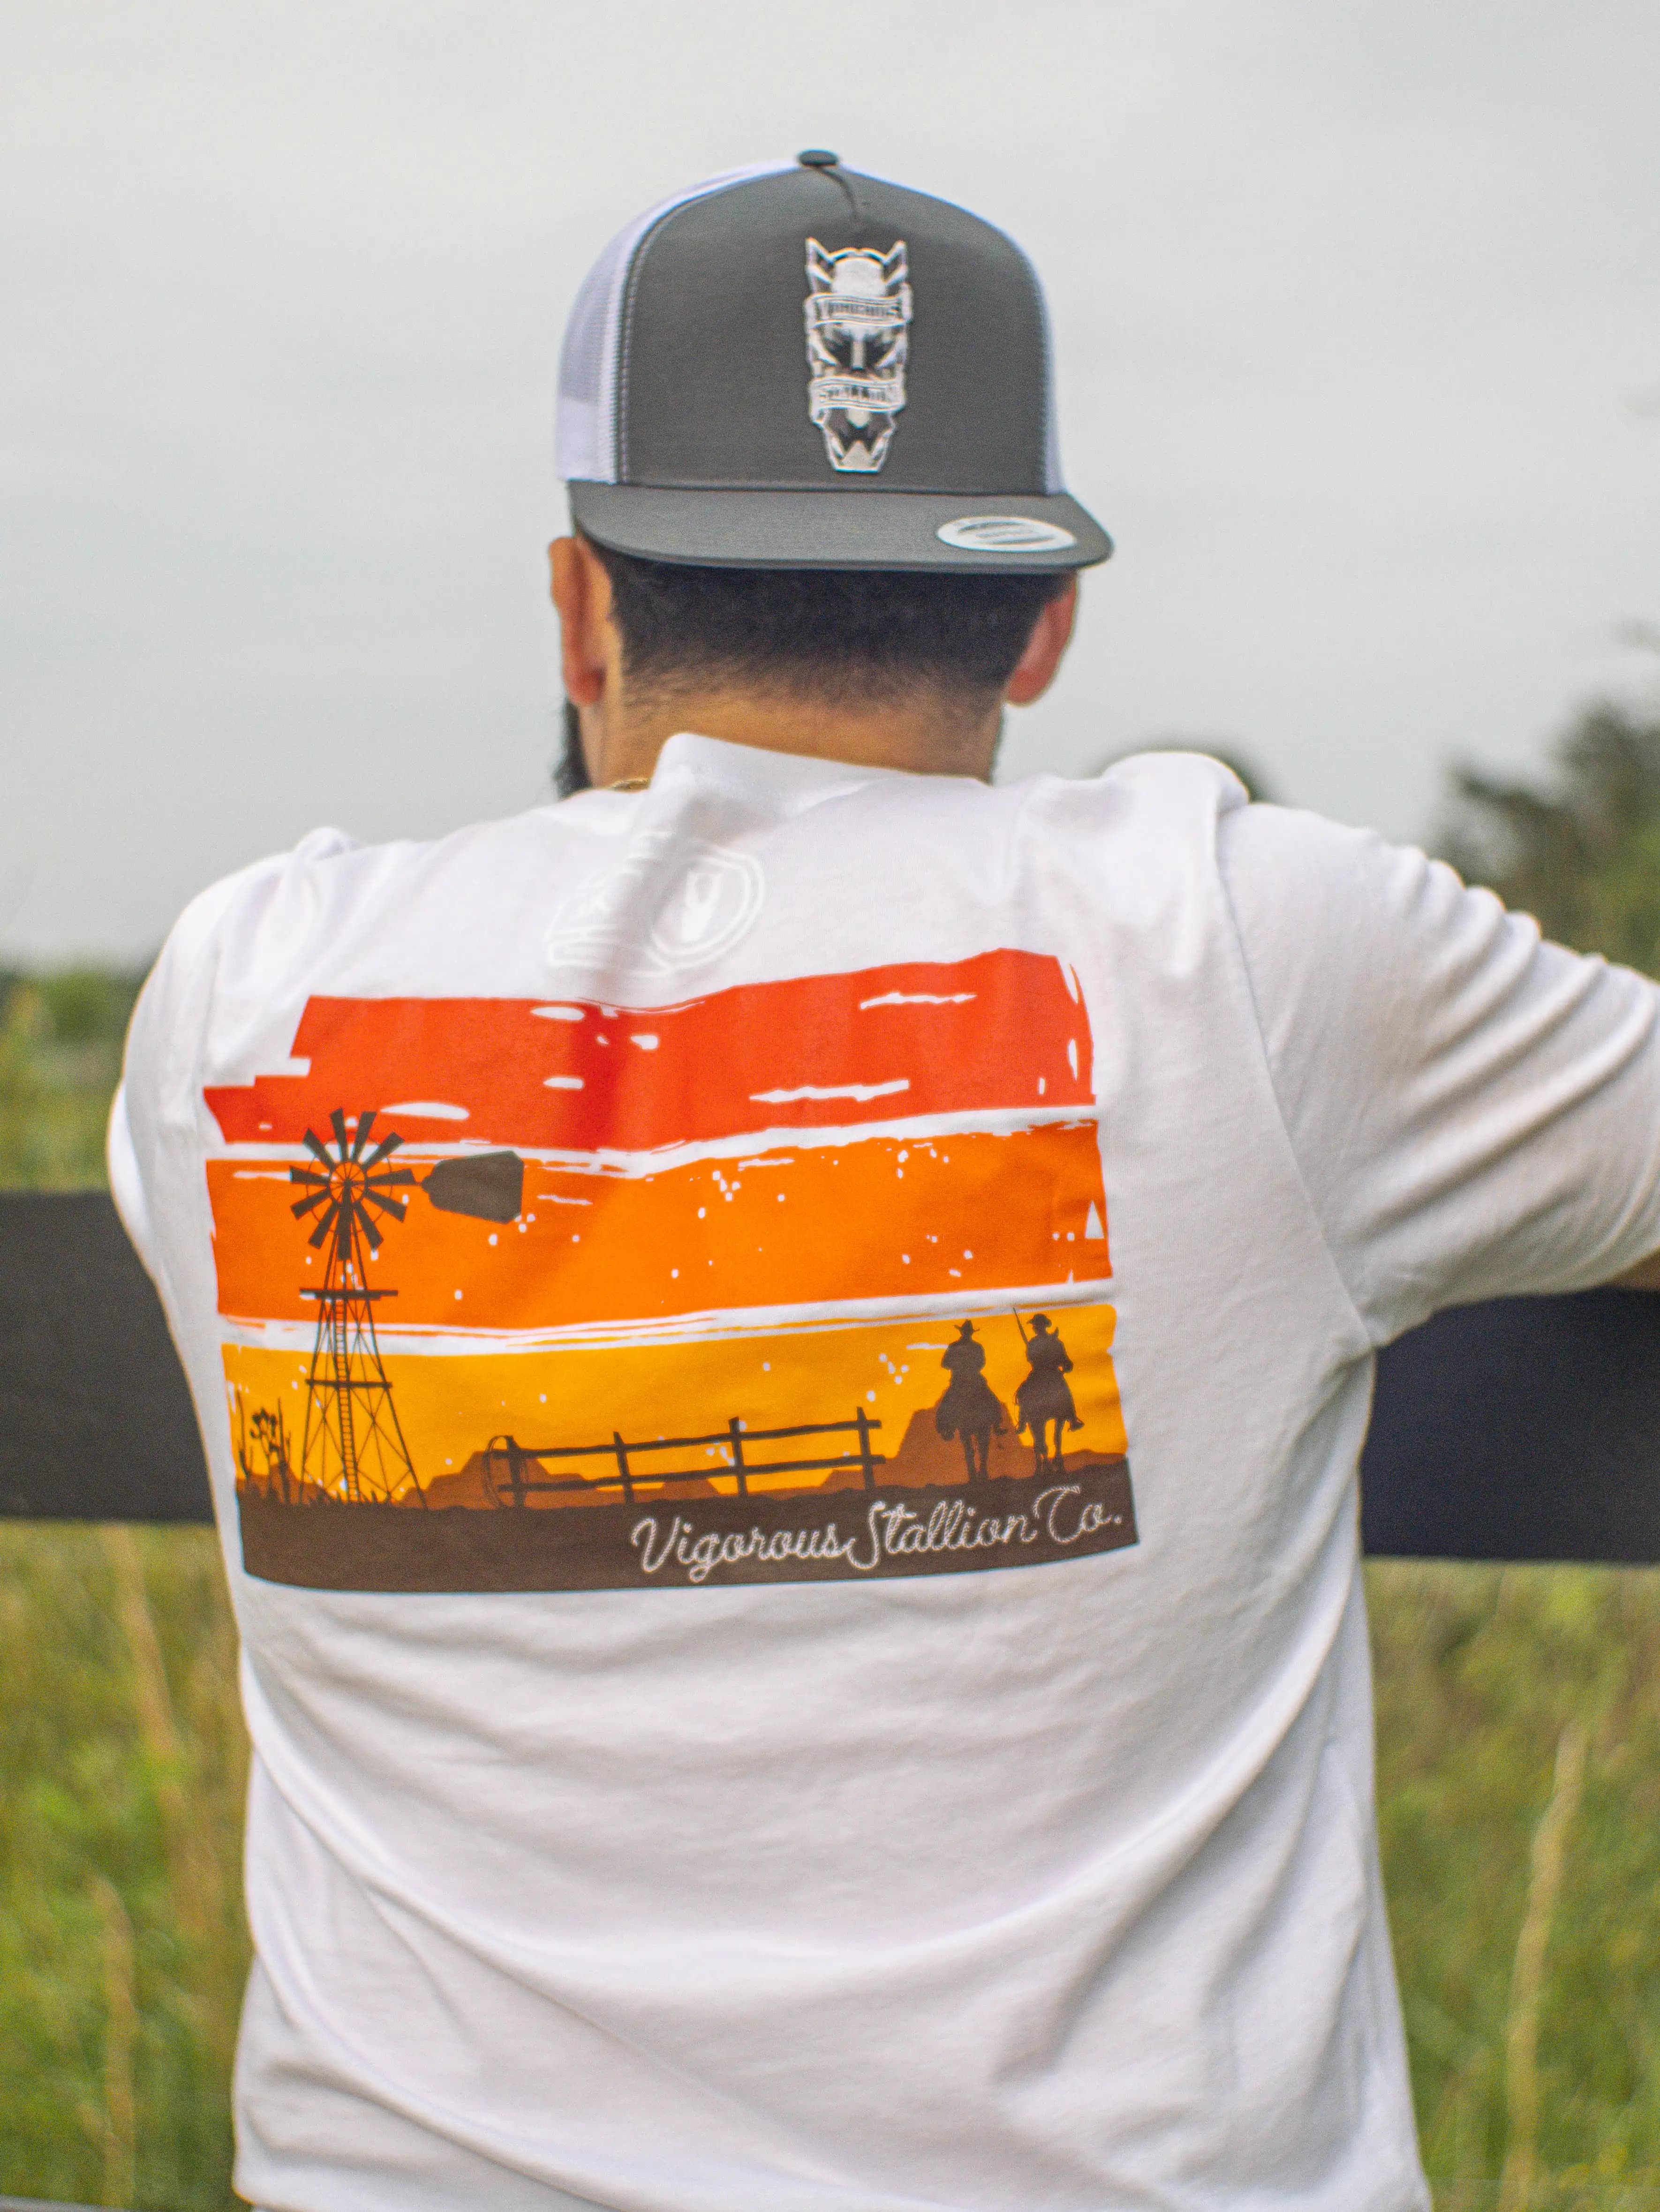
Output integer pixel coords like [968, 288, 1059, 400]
[6, 968, 1660, 2208]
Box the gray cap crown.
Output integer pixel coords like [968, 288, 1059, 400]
[558, 156, 1111, 571]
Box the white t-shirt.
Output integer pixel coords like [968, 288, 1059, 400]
[110, 734, 1660, 2212]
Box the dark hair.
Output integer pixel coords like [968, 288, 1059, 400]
[587, 539, 1068, 706]
[556, 699, 591, 795]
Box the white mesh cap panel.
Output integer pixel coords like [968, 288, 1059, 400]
[557, 161, 794, 485]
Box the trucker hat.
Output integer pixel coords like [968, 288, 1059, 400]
[557, 152, 1111, 573]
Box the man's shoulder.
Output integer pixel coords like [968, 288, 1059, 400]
[1027, 749, 1255, 867]
[158, 803, 602, 985]
[1092, 749, 1251, 803]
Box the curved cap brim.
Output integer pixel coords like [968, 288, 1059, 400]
[568, 483, 1111, 572]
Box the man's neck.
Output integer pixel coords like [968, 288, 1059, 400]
[583, 688, 1002, 788]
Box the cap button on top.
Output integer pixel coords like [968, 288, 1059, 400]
[797, 148, 840, 169]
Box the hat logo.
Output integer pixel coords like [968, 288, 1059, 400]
[935, 515, 1079, 553]
[804, 238, 911, 474]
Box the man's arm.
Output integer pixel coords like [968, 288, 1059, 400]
[1219, 802, 1660, 1342]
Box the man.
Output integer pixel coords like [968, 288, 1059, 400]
[111, 154, 1660, 2212]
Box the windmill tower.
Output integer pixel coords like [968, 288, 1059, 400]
[288, 1108, 423, 1505]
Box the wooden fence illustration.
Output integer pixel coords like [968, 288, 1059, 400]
[480, 1411, 886, 1510]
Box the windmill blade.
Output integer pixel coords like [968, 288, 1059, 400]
[360, 1210, 385, 1253]
[290, 1159, 333, 1220]
[330, 1108, 351, 1158]
[362, 1128, 404, 1170]
[350, 1109, 377, 1159]
[307, 1200, 341, 1250]
[363, 1189, 408, 1221]
[365, 1165, 416, 1192]
[421, 1151, 525, 1224]
[303, 1127, 334, 1169]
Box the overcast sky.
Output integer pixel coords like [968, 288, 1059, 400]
[4, 0, 1659, 961]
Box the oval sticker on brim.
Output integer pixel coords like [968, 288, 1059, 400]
[936, 515, 1078, 553]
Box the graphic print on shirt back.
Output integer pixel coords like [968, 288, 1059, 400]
[203, 950, 1135, 1591]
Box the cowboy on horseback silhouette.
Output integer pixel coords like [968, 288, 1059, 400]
[935, 1319, 1006, 1481]
[1014, 1312, 1085, 1474]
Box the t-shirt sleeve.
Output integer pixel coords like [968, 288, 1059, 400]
[106, 868, 238, 1298]
[1218, 802, 1660, 1344]
[106, 833, 355, 1298]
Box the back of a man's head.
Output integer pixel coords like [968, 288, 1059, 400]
[550, 154, 1110, 789]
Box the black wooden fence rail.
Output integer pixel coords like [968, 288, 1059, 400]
[7, 1190, 1660, 1561]
[482, 1410, 885, 1508]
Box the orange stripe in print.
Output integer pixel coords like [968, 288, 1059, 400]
[208, 1121, 1111, 1330]
[204, 950, 1094, 1152]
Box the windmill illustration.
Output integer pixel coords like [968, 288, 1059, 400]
[289, 1108, 423, 1505]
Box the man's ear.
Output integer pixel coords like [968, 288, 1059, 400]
[549, 536, 614, 709]
[1004, 578, 1079, 708]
